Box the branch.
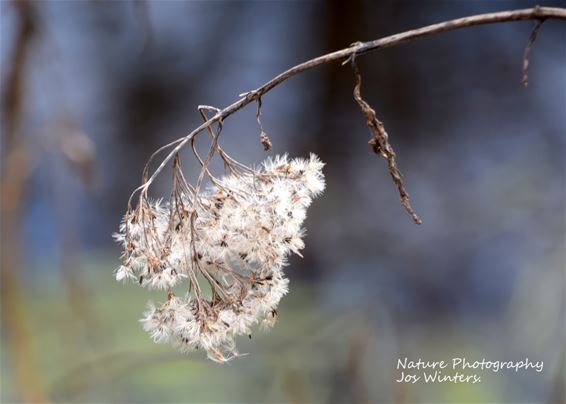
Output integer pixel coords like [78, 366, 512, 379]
[136, 6, 566, 213]
[522, 18, 546, 87]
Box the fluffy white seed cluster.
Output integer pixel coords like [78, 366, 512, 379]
[114, 154, 325, 362]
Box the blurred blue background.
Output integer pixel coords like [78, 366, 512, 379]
[1, 0, 564, 403]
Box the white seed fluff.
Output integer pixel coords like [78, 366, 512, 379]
[115, 153, 325, 362]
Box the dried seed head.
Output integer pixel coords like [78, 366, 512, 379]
[260, 131, 272, 151]
[115, 153, 325, 362]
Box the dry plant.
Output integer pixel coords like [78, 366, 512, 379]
[115, 6, 566, 363]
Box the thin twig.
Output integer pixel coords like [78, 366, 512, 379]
[132, 6, 566, 210]
[350, 55, 422, 224]
[522, 18, 546, 87]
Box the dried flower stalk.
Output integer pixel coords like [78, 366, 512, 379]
[350, 56, 421, 224]
[115, 121, 325, 362]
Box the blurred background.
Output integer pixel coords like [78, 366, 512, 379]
[1, 0, 564, 403]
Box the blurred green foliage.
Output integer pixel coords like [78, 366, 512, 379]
[4, 254, 562, 403]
